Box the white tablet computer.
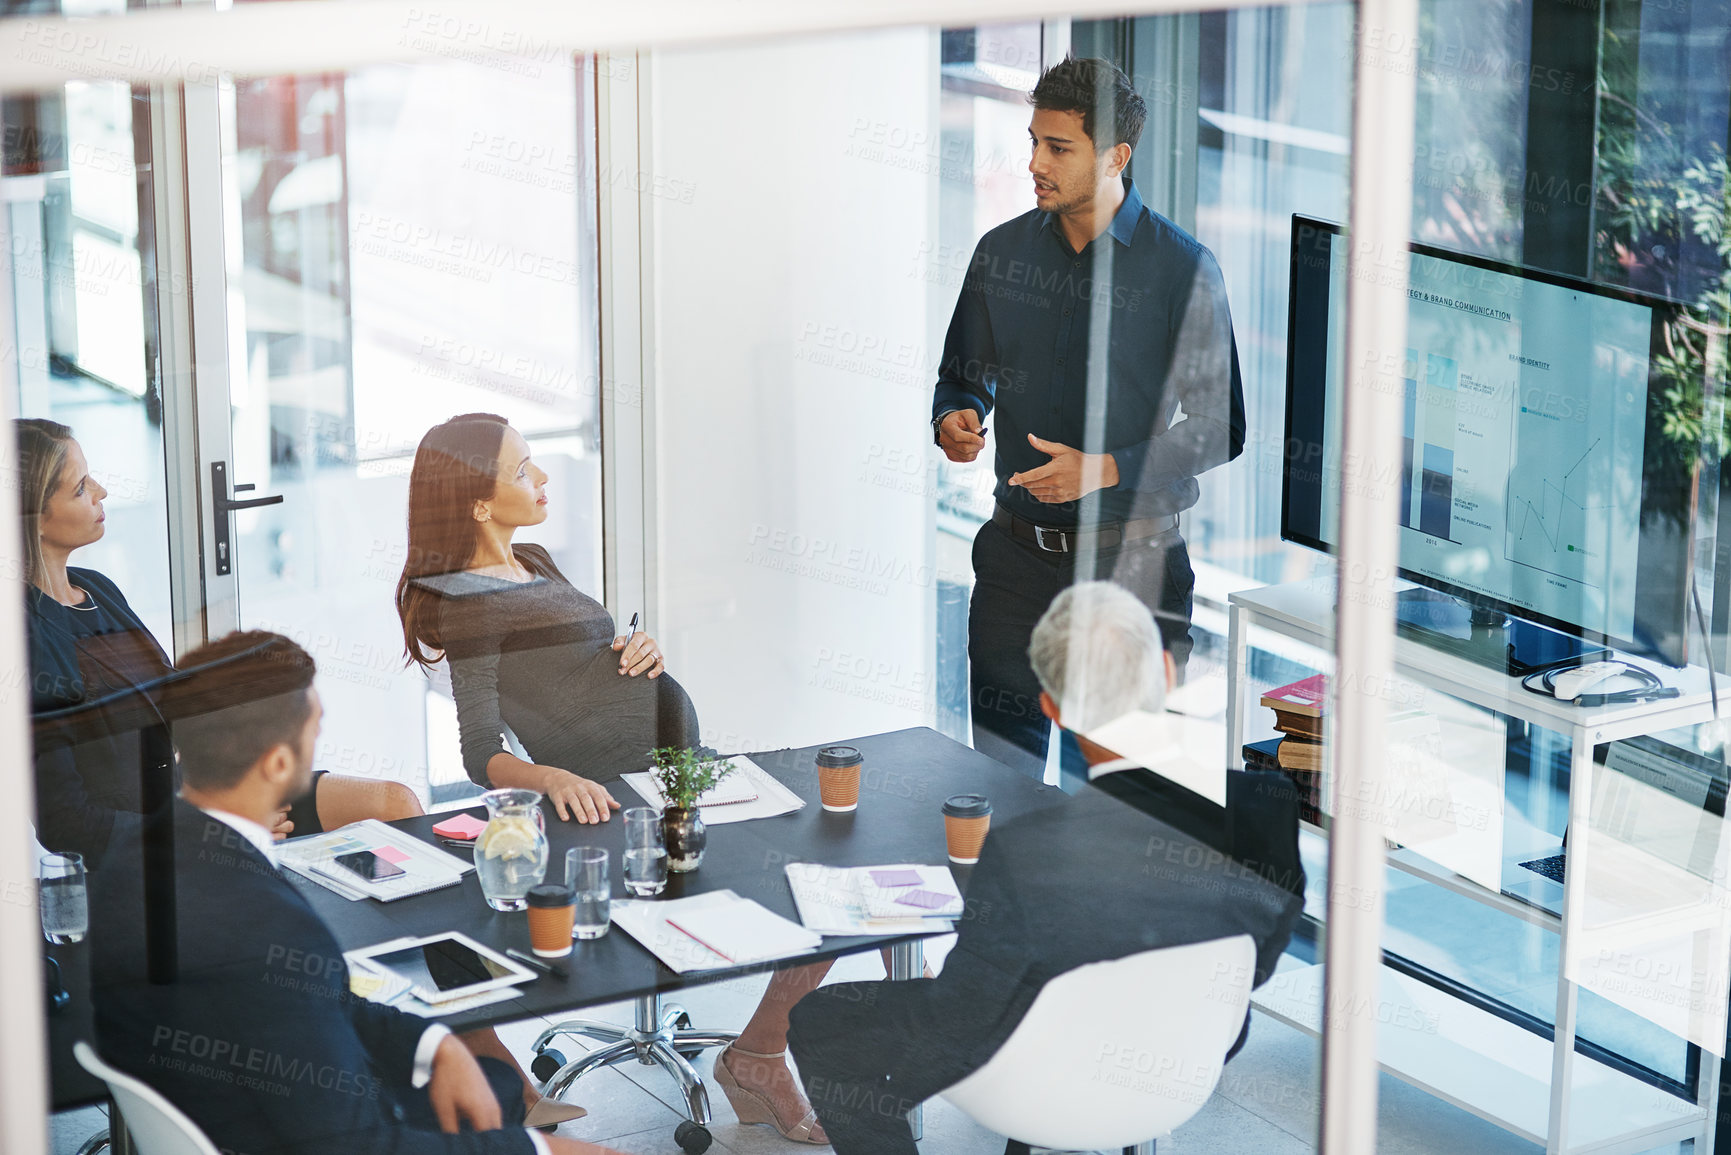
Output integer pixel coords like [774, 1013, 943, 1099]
[350, 932, 535, 1005]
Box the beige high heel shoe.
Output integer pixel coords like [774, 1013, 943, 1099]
[523, 1096, 588, 1131]
[713, 1043, 827, 1144]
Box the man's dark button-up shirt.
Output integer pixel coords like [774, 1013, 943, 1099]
[932, 177, 1246, 527]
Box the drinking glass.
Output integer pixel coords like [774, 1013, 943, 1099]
[622, 807, 668, 896]
[572, 847, 611, 940]
[40, 852, 88, 944]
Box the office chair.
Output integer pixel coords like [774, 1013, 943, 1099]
[938, 934, 1257, 1155]
[73, 1042, 222, 1155]
[531, 997, 737, 1154]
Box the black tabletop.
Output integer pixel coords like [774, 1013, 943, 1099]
[50, 726, 1059, 1111]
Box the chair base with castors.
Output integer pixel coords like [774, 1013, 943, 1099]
[531, 993, 737, 1154]
[1004, 1141, 1155, 1154]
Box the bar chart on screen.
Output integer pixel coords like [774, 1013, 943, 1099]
[1401, 350, 1462, 542]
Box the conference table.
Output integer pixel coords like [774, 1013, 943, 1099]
[47, 726, 1064, 1151]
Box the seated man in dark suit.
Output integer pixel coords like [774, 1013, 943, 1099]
[89, 630, 626, 1155]
[787, 582, 1305, 1154]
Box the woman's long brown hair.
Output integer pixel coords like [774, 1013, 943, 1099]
[396, 413, 512, 668]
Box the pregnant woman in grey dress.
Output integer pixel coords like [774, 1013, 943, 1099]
[397, 414, 831, 1143]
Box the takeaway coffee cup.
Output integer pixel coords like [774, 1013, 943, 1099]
[816, 745, 863, 812]
[943, 794, 992, 864]
[526, 883, 575, 958]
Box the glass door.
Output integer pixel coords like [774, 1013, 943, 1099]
[202, 57, 605, 807]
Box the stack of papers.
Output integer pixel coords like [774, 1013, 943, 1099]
[612, 890, 822, 973]
[785, 863, 963, 935]
[344, 943, 521, 1018]
[621, 756, 804, 825]
[280, 819, 472, 902]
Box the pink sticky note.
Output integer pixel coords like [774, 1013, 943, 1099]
[432, 813, 487, 839]
[894, 888, 953, 911]
[373, 846, 411, 865]
[870, 869, 922, 888]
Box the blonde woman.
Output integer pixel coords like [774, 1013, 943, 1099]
[20, 418, 585, 1128]
[19, 418, 421, 857]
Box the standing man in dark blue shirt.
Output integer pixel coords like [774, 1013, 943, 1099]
[933, 57, 1245, 779]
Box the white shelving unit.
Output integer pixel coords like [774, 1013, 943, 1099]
[1227, 578, 1723, 1155]
[1255, 964, 1707, 1154]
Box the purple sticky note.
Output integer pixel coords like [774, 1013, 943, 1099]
[373, 846, 411, 865]
[895, 888, 953, 911]
[870, 869, 922, 888]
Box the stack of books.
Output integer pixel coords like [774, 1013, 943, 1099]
[1257, 674, 1327, 824]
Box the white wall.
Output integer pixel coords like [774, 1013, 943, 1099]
[652, 31, 941, 754]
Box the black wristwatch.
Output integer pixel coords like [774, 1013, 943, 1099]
[932, 412, 949, 446]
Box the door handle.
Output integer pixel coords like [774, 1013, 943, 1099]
[211, 461, 284, 576]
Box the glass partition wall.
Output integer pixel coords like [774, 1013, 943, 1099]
[221, 59, 604, 805]
[4, 1, 1726, 1154]
[3, 59, 604, 807]
[650, 25, 1330, 1140]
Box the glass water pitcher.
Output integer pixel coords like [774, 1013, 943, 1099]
[476, 788, 549, 911]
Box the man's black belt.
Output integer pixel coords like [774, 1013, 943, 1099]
[991, 503, 1178, 555]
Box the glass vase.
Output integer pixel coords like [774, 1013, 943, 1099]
[662, 805, 706, 873]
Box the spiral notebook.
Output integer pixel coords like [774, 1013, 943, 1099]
[613, 890, 822, 972]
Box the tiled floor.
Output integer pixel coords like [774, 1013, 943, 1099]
[49, 1103, 106, 1155]
[51, 942, 1697, 1155]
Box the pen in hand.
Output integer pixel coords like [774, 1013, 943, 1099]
[619, 611, 641, 673]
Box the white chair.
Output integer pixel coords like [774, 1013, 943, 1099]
[73, 1042, 222, 1155]
[938, 934, 1257, 1155]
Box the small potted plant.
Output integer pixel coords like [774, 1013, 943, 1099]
[649, 746, 733, 872]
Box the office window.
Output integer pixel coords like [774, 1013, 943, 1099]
[1187, 3, 1354, 591]
[3, 80, 173, 645]
[930, 23, 1051, 743]
[8, 4, 1727, 1155]
[1164, 0, 1731, 1132]
[224, 58, 603, 803]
